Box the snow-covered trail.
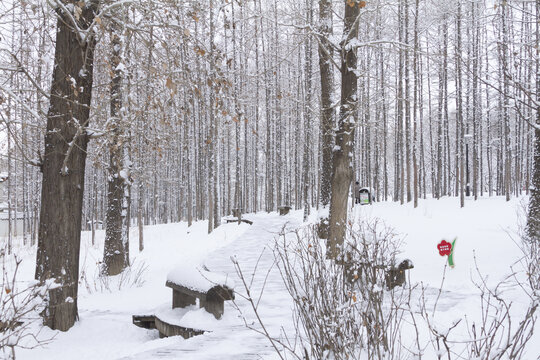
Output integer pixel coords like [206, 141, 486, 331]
[121, 212, 302, 360]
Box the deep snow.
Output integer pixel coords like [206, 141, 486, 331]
[2, 195, 538, 359]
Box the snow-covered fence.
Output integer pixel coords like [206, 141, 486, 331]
[0, 211, 24, 238]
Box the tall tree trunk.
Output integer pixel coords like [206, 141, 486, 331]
[413, 0, 420, 208]
[103, 17, 130, 276]
[35, 0, 99, 331]
[303, 0, 313, 221]
[318, 0, 334, 210]
[456, 1, 465, 207]
[527, 0, 540, 239]
[328, 0, 360, 259]
[404, 0, 412, 203]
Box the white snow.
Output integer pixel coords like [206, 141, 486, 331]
[166, 265, 234, 292]
[115, 62, 126, 73]
[3, 196, 539, 359]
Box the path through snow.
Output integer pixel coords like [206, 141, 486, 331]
[121, 212, 301, 360]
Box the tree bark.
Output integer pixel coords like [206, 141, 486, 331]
[35, 0, 99, 331]
[328, 0, 360, 259]
[318, 0, 334, 210]
[527, 0, 540, 239]
[103, 18, 130, 276]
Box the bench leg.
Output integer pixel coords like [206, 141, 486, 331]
[200, 299, 224, 319]
[173, 289, 196, 308]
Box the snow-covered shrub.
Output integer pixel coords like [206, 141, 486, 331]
[234, 215, 537, 360]
[270, 221, 409, 360]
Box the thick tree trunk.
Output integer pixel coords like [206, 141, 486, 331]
[328, 0, 360, 259]
[35, 0, 99, 331]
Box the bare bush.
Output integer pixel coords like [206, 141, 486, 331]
[0, 251, 52, 359]
[234, 216, 538, 360]
[233, 220, 414, 360]
[81, 257, 147, 294]
[418, 256, 538, 360]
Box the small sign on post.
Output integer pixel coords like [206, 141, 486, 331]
[360, 192, 370, 205]
[437, 238, 456, 268]
[358, 187, 373, 205]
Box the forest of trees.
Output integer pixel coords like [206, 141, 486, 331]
[0, 0, 538, 329]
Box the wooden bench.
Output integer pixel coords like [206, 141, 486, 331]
[166, 266, 235, 320]
[384, 259, 414, 289]
[345, 259, 414, 290]
[278, 205, 292, 215]
[133, 265, 235, 338]
[166, 281, 234, 319]
[225, 208, 253, 225]
[132, 315, 156, 330]
[231, 208, 242, 218]
[133, 313, 206, 339]
[225, 218, 253, 225]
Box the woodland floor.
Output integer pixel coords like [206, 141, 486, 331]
[9, 195, 540, 359]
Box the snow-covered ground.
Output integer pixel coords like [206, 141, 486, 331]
[4, 195, 539, 359]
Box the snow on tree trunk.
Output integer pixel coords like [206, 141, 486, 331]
[35, 0, 99, 331]
[527, 0, 540, 240]
[318, 0, 334, 206]
[327, 0, 360, 259]
[103, 17, 130, 276]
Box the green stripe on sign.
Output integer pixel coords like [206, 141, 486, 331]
[448, 238, 456, 267]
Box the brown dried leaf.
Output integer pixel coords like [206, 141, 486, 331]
[74, 5, 82, 21]
[166, 77, 175, 90]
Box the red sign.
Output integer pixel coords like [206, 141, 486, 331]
[437, 240, 452, 256]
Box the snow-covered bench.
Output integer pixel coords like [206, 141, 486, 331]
[278, 205, 292, 215]
[224, 208, 253, 225]
[166, 265, 235, 320]
[384, 259, 414, 289]
[345, 258, 414, 289]
[132, 265, 235, 338]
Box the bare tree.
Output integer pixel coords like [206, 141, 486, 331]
[328, 0, 361, 259]
[103, 10, 130, 276]
[317, 0, 335, 236]
[35, 0, 100, 331]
